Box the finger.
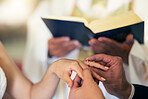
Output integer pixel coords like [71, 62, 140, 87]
[92, 68, 107, 78]
[125, 34, 134, 45]
[73, 74, 81, 88]
[89, 44, 110, 54]
[85, 54, 115, 65]
[96, 61, 106, 66]
[61, 41, 82, 55]
[63, 73, 73, 88]
[85, 54, 100, 61]
[49, 47, 65, 57]
[48, 38, 71, 56]
[89, 39, 110, 53]
[49, 42, 77, 57]
[51, 41, 82, 57]
[82, 68, 94, 82]
[49, 37, 70, 45]
[94, 78, 99, 85]
[90, 38, 111, 50]
[98, 37, 119, 46]
[48, 37, 70, 51]
[76, 60, 89, 69]
[99, 37, 123, 50]
[84, 61, 109, 71]
[82, 69, 100, 86]
[63, 40, 82, 48]
[70, 61, 83, 79]
[89, 38, 98, 45]
[92, 70, 106, 82]
[64, 44, 77, 53]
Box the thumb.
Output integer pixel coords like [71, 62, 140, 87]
[125, 34, 134, 45]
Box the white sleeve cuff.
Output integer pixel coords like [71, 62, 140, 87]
[128, 84, 135, 99]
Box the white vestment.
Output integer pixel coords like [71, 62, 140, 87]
[23, 0, 148, 99]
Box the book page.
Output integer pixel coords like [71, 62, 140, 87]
[88, 11, 142, 33]
[44, 16, 88, 25]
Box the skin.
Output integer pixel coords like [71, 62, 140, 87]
[0, 41, 108, 99]
[48, 37, 82, 57]
[85, 54, 132, 99]
[69, 69, 105, 99]
[0, 41, 85, 99]
[89, 34, 134, 64]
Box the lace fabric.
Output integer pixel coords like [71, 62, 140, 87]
[0, 67, 7, 99]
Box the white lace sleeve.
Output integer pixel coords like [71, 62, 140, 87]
[0, 67, 7, 99]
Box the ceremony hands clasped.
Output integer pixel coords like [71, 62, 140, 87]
[0, 41, 106, 99]
[0, 41, 131, 99]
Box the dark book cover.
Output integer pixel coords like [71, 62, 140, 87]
[42, 18, 144, 46]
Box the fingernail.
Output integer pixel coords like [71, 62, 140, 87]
[74, 41, 82, 47]
[91, 41, 96, 45]
[105, 66, 109, 70]
[98, 37, 103, 42]
[64, 37, 70, 41]
[101, 77, 106, 81]
[85, 58, 89, 61]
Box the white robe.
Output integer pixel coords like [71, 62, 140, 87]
[23, 0, 148, 99]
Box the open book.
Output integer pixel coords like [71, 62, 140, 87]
[42, 11, 144, 46]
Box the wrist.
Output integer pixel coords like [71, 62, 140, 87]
[120, 49, 129, 64]
[118, 82, 131, 99]
[47, 62, 58, 78]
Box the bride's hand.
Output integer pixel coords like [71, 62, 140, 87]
[49, 59, 88, 87]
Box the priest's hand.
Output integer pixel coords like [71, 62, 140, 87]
[85, 54, 131, 99]
[89, 34, 134, 64]
[48, 37, 82, 57]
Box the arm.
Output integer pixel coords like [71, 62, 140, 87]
[0, 42, 32, 99]
[0, 42, 86, 99]
[0, 49, 60, 99]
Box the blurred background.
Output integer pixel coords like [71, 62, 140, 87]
[0, 0, 133, 70]
[0, 0, 39, 70]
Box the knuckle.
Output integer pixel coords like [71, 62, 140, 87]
[76, 59, 82, 63]
[71, 61, 79, 66]
[48, 38, 54, 43]
[115, 56, 122, 61]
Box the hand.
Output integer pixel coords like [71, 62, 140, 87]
[49, 59, 88, 87]
[69, 69, 105, 99]
[89, 34, 134, 64]
[49, 59, 108, 87]
[48, 37, 82, 57]
[85, 54, 131, 99]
